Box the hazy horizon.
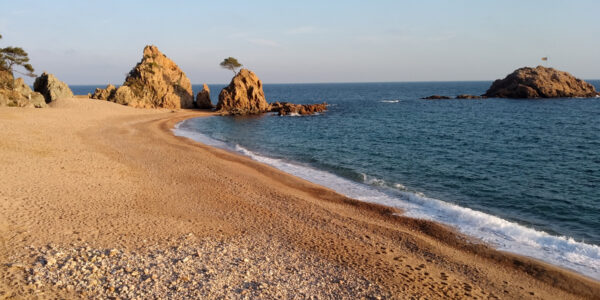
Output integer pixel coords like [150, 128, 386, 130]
[2, 0, 599, 85]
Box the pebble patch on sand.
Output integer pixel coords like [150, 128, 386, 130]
[11, 234, 387, 299]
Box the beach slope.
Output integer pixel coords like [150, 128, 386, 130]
[0, 98, 598, 299]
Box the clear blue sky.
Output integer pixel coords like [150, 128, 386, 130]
[1, 0, 599, 84]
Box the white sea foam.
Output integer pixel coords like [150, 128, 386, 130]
[380, 100, 401, 103]
[174, 120, 600, 280]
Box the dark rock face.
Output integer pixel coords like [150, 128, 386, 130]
[456, 94, 485, 99]
[268, 102, 328, 116]
[195, 84, 213, 109]
[217, 69, 269, 115]
[484, 66, 598, 98]
[422, 95, 451, 100]
[33, 72, 74, 103]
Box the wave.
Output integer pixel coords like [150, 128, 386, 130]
[380, 100, 401, 103]
[173, 120, 600, 280]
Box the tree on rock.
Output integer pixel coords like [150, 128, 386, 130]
[0, 34, 35, 77]
[220, 57, 242, 74]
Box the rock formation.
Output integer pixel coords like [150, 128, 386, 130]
[33, 72, 74, 103]
[485, 66, 598, 98]
[91, 84, 116, 100]
[217, 69, 269, 114]
[422, 95, 451, 100]
[195, 84, 213, 109]
[0, 70, 46, 108]
[91, 46, 194, 109]
[268, 102, 328, 116]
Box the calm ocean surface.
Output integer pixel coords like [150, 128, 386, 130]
[72, 81, 600, 279]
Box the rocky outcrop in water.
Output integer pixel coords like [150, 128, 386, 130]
[216, 69, 269, 115]
[195, 84, 213, 109]
[0, 70, 47, 108]
[33, 72, 73, 103]
[484, 66, 598, 98]
[91, 46, 194, 109]
[422, 95, 451, 100]
[268, 102, 328, 116]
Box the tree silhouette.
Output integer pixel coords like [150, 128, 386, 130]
[0, 34, 35, 77]
[219, 57, 242, 75]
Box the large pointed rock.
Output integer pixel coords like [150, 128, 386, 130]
[217, 69, 269, 115]
[120, 45, 194, 109]
[485, 66, 598, 98]
[195, 83, 213, 109]
[33, 72, 74, 103]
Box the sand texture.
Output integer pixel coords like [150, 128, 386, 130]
[1, 98, 599, 299]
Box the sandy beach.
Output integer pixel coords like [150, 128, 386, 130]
[1, 97, 599, 299]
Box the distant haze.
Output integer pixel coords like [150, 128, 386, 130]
[1, 0, 599, 85]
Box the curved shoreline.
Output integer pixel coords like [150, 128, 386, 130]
[165, 115, 600, 290]
[174, 115, 600, 281]
[0, 98, 598, 298]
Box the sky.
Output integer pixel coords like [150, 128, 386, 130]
[1, 0, 599, 85]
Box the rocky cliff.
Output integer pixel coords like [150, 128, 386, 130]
[216, 69, 269, 114]
[485, 66, 598, 98]
[33, 72, 74, 103]
[91, 46, 194, 109]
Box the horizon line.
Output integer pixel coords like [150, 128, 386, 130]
[65, 78, 600, 86]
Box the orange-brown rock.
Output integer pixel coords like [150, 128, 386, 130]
[269, 101, 328, 116]
[91, 84, 116, 100]
[485, 66, 599, 98]
[195, 84, 213, 109]
[0, 70, 46, 108]
[217, 69, 269, 115]
[119, 45, 194, 109]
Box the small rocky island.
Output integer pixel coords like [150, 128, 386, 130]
[216, 68, 327, 116]
[422, 66, 598, 100]
[484, 66, 598, 98]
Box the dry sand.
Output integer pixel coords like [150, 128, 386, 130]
[0, 97, 598, 299]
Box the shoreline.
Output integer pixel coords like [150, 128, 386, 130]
[174, 115, 600, 281]
[1, 98, 599, 298]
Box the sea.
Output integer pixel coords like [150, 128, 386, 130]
[71, 81, 600, 280]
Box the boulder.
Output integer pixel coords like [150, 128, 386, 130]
[456, 94, 485, 99]
[484, 66, 598, 98]
[113, 86, 141, 106]
[217, 69, 269, 115]
[268, 102, 328, 116]
[120, 45, 194, 109]
[422, 95, 451, 100]
[195, 83, 213, 109]
[90, 84, 116, 100]
[33, 72, 74, 103]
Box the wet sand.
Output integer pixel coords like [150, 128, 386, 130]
[0, 97, 598, 299]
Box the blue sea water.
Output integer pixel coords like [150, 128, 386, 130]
[73, 82, 600, 279]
